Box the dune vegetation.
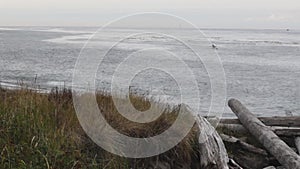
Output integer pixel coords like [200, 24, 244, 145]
[0, 87, 200, 169]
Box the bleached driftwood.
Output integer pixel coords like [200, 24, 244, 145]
[228, 159, 242, 169]
[146, 104, 230, 169]
[285, 111, 300, 155]
[263, 166, 276, 169]
[194, 110, 229, 169]
[295, 137, 300, 155]
[228, 99, 300, 169]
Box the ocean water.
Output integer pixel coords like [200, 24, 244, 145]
[0, 27, 299, 117]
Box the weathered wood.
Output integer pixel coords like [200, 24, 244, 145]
[215, 124, 299, 152]
[206, 116, 300, 127]
[296, 137, 300, 155]
[217, 123, 249, 135]
[263, 166, 276, 169]
[273, 127, 300, 136]
[228, 159, 243, 169]
[228, 99, 300, 169]
[195, 112, 229, 169]
[276, 166, 287, 169]
[221, 134, 271, 169]
[285, 111, 300, 155]
[216, 123, 300, 137]
[259, 116, 300, 127]
[207, 118, 300, 149]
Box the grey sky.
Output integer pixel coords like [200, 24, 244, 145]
[0, 0, 300, 29]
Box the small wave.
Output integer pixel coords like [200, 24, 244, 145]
[0, 81, 48, 93]
[126, 34, 172, 43]
[0, 27, 22, 31]
[218, 38, 300, 46]
[31, 28, 94, 34]
[43, 34, 92, 44]
[0, 81, 21, 88]
[251, 40, 300, 46]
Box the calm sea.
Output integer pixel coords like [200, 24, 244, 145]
[0, 27, 299, 117]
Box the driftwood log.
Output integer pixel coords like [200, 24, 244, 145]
[220, 133, 271, 169]
[263, 167, 276, 169]
[214, 123, 300, 137]
[228, 99, 300, 169]
[194, 112, 229, 169]
[206, 116, 300, 127]
[286, 112, 300, 155]
[206, 116, 300, 168]
[145, 105, 230, 169]
[296, 137, 300, 155]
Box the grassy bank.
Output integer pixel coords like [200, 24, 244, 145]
[0, 87, 200, 169]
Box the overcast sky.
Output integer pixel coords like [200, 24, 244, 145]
[1, 0, 300, 29]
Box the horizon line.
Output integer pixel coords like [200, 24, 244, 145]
[0, 25, 298, 31]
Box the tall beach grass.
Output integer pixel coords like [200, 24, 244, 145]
[0, 86, 201, 169]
